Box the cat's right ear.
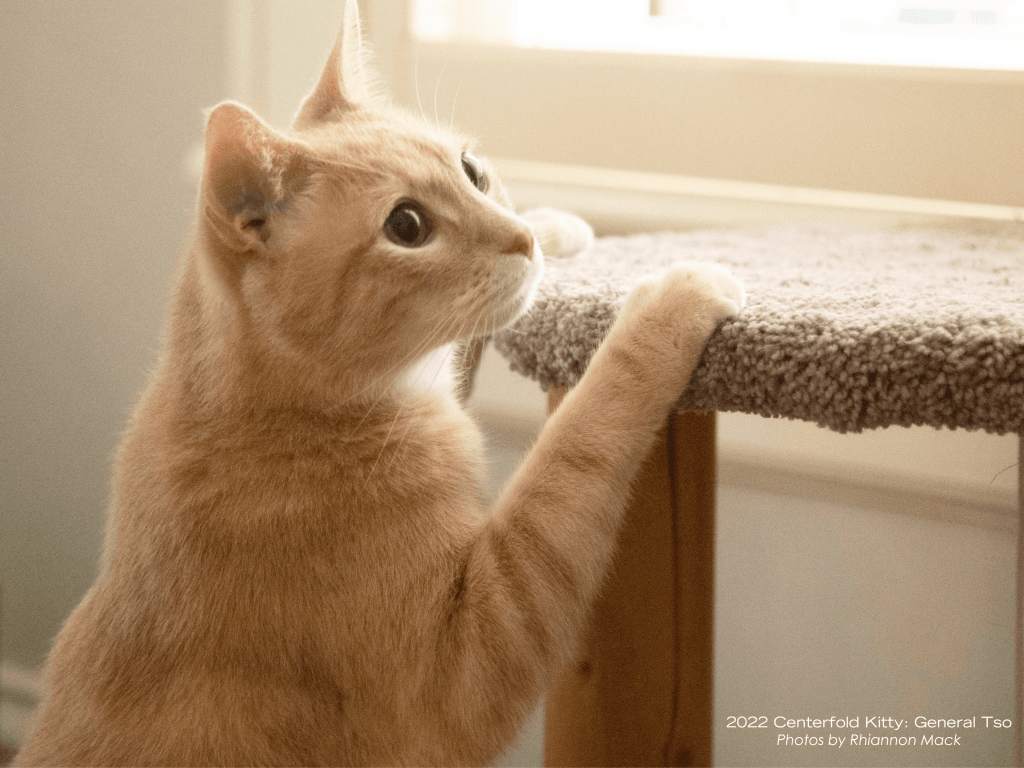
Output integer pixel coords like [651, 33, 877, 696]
[292, 0, 372, 129]
[200, 101, 311, 257]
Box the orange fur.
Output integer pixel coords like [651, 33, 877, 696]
[14, 2, 744, 765]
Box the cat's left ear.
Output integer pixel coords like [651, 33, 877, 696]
[201, 101, 311, 255]
[293, 0, 372, 129]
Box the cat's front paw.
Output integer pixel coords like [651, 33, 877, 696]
[685, 262, 746, 322]
[624, 262, 746, 328]
[519, 207, 594, 258]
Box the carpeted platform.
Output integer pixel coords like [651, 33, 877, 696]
[494, 221, 1024, 434]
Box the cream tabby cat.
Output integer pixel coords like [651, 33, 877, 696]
[15, 2, 744, 765]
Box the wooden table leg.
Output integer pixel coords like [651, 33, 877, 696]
[668, 409, 717, 767]
[1015, 434, 1023, 768]
[543, 385, 716, 767]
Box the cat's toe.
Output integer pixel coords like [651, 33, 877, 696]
[702, 262, 746, 315]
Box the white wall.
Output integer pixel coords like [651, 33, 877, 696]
[714, 484, 1016, 767]
[0, 1, 226, 679]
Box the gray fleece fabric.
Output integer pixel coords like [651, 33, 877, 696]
[492, 221, 1024, 435]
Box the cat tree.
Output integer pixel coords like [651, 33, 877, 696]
[492, 221, 1024, 767]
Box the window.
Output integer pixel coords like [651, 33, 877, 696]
[413, 0, 1024, 70]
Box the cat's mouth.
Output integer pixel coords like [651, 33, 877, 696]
[487, 242, 544, 328]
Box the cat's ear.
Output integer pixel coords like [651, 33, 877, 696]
[293, 0, 372, 129]
[201, 101, 311, 255]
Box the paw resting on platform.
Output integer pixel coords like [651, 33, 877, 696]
[624, 262, 747, 330]
[520, 207, 594, 259]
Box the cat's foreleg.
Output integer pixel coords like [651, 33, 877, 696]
[437, 262, 744, 755]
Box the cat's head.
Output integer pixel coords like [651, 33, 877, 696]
[192, 0, 540, 402]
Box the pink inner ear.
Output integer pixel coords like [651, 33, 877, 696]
[201, 102, 309, 249]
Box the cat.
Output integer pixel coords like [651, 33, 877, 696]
[14, 2, 744, 765]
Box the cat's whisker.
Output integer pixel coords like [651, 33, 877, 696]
[361, 314, 460, 486]
[391, 412, 419, 466]
[427, 328, 462, 395]
[351, 309, 462, 446]
[341, 310, 462, 412]
[452, 305, 492, 392]
[432, 63, 448, 133]
[346, 385, 391, 438]
[343, 364, 408, 431]
[414, 57, 427, 124]
[462, 308, 485, 357]
[390, 322, 466, 466]
[409, 310, 462, 358]
[449, 78, 464, 132]
[341, 342, 431, 410]
[361, 402, 405, 491]
[346, 319, 456, 438]
[405, 312, 464, 390]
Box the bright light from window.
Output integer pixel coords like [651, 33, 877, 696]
[412, 0, 1024, 69]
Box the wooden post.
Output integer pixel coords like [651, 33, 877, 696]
[543, 385, 717, 767]
[668, 409, 717, 768]
[1015, 434, 1023, 768]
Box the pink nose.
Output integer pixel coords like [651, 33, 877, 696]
[508, 226, 535, 260]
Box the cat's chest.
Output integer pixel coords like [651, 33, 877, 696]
[342, 398, 485, 516]
[166, 396, 483, 525]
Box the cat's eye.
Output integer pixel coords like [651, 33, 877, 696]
[383, 200, 433, 248]
[461, 152, 488, 193]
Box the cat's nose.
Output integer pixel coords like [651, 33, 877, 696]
[508, 225, 536, 261]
